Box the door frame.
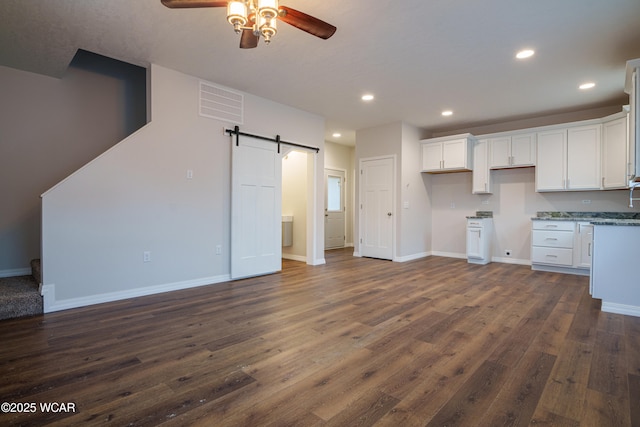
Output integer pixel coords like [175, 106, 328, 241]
[357, 155, 396, 260]
[324, 166, 347, 249]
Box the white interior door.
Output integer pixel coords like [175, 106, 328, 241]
[360, 157, 394, 260]
[324, 168, 345, 249]
[231, 137, 282, 279]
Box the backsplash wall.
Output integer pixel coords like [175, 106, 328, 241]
[430, 167, 635, 263]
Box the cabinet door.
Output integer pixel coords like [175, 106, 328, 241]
[576, 223, 593, 269]
[536, 130, 566, 191]
[489, 136, 511, 168]
[602, 117, 628, 189]
[472, 139, 491, 193]
[510, 133, 536, 166]
[567, 124, 601, 190]
[421, 142, 443, 171]
[466, 228, 483, 259]
[442, 139, 466, 169]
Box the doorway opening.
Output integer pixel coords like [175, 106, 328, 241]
[324, 168, 346, 250]
[281, 149, 310, 263]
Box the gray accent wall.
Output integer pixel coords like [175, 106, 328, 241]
[0, 50, 146, 275]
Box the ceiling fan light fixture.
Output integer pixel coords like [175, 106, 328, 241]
[259, 15, 277, 43]
[258, 0, 278, 20]
[227, 1, 248, 33]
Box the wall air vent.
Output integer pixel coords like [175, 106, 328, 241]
[199, 81, 244, 124]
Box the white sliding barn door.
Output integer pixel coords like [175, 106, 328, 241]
[231, 137, 282, 279]
[360, 157, 394, 260]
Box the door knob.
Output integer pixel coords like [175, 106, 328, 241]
[387, 212, 392, 217]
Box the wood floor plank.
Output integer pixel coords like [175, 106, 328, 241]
[480, 351, 557, 426]
[425, 360, 508, 426]
[536, 340, 594, 421]
[1, 249, 638, 426]
[588, 330, 627, 397]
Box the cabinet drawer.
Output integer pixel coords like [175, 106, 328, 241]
[531, 247, 573, 266]
[532, 221, 575, 231]
[532, 230, 574, 248]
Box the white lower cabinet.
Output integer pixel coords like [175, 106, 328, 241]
[531, 221, 574, 267]
[531, 220, 591, 275]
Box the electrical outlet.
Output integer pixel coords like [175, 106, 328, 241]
[216, 245, 222, 255]
[143, 251, 151, 262]
[187, 169, 193, 179]
[505, 250, 512, 257]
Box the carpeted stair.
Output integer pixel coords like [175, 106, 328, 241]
[0, 259, 43, 320]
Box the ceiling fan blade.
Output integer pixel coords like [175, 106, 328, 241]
[278, 6, 336, 40]
[161, 0, 228, 8]
[240, 29, 259, 49]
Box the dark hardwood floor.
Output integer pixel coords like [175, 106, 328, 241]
[1, 248, 639, 426]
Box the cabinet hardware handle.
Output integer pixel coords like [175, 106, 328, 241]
[545, 225, 558, 228]
[588, 242, 591, 257]
[546, 255, 558, 258]
[545, 238, 558, 240]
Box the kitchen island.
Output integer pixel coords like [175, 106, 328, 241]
[531, 212, 640, 317]
[591, 221, 640, 317]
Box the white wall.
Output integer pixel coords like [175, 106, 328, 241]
[41, 64, 325, 312]
[399, 123, 432, 260]
[354, 121, 431, 261]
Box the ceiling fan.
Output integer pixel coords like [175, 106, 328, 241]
[161, 0, 337, 49]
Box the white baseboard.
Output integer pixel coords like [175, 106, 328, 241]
[0, 267, 31, 278]
[531, 264, 589, 276]
[353, 251, 361, 257]
[492, 256, 531, 266]
[601, 301, 640, 318]
[431, 251, 467, 259]
[309, 258, 326, 266]
[282, 254, 307, 262]
[394, 252, 430, 263]
[42, 274, 231, 314]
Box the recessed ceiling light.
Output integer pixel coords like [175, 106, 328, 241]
[579, 82, 596, 90]
[442, 110, 453, 117]
[516, 49, 535, 59]
[332, 133, 342, 138]
[361, 94, 374, 101]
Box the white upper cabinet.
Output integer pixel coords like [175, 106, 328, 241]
[567, 124, 601, 190]
[489, 133, 536, 168]
[421, 135, 473, 173]
[536, 129, 567, 191]
[536, 124, 601, 191]
[472, 139, 492, 194]
[602, 115, 629, 189]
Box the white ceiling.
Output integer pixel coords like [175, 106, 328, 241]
[2, 0, 640, 146]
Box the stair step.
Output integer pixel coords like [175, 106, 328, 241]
[0, 275, 43, 320]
